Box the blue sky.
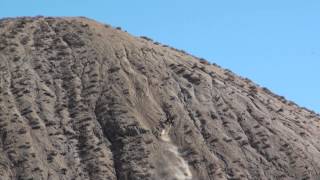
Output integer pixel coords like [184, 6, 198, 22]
[1, 0, 319, 113]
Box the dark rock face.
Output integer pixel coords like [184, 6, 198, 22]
[0, 17, 320, 180]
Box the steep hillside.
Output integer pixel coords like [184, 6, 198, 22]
[0, 16, 320, 180]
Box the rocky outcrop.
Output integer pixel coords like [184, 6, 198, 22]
[0, 16, 320, 180]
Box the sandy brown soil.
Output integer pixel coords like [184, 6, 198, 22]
[0, 16, 320, 180]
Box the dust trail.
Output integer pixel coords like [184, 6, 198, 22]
[159, 128, 192, 180]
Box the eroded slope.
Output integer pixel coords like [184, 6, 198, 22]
[0, 17, 320, 180]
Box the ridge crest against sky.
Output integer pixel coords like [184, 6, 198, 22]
[1, 0, 319, 112]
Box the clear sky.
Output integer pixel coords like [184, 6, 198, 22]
[1, 0, 319, 113]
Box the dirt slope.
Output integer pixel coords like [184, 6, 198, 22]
[0, 16, 320, 180]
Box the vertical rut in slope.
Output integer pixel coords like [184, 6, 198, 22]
[158, 128, 192, 180]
